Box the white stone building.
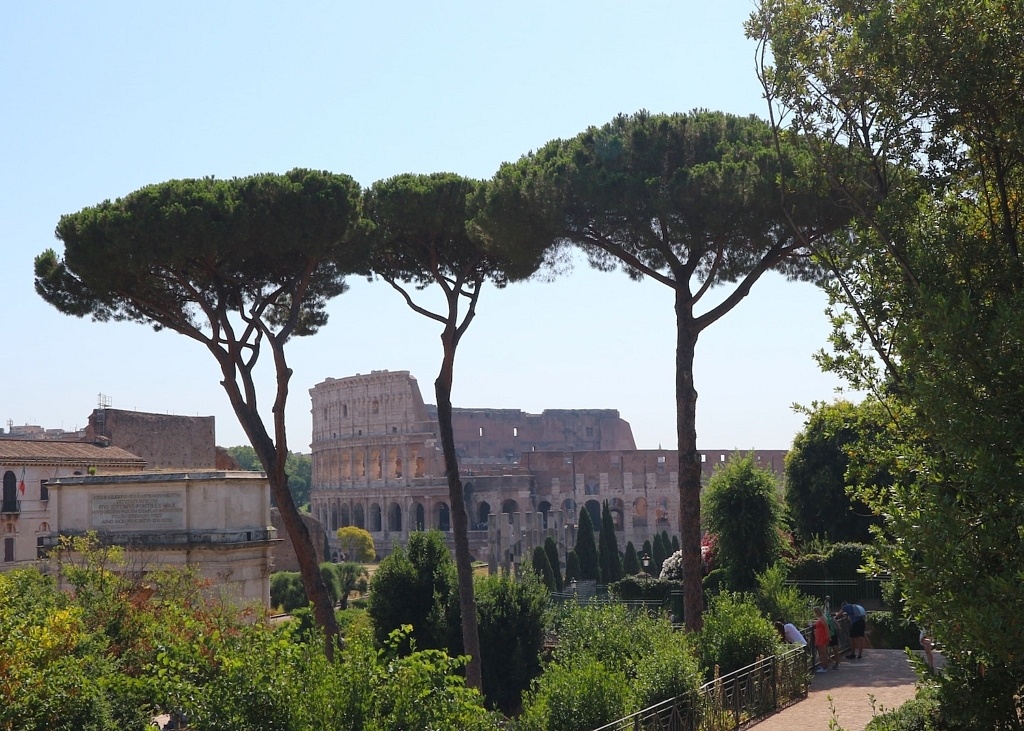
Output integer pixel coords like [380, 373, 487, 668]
[45, 470, 277, 606]
[0, 440, 145, 570]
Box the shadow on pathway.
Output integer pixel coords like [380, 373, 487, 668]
[750, 649, 933, 731]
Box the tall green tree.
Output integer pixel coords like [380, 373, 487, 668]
[784, 400, 885, 544]
[483, 110, 847, 630]
[652, 533, 668, 577]
[622, 540, 640, 576]
[531, 545, 557, 592]
[474, 571, 548, 716]
[34, 169, 367, 653]
[598, 501, 623, 584]
[363, 172, 542, 689]
[227, 445, 312, 510]
[367, 530, 457, 653]
[336, 525, 376, 563]
[544, 536, 564, 592]
[702, 454, 785, 591]
[574, 506, 600, 582]
[751, 0, 1024, 721]
[564, 551, 581, 585]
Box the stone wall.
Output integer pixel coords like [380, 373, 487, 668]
[86, 409, 216, 471]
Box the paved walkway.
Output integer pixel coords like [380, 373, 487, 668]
[751, 649, 933, 731]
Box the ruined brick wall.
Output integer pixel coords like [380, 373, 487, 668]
[443, 407, 637, 462]
[86, 409, 216, 470]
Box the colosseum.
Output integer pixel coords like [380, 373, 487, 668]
[309, 370, 785, 571]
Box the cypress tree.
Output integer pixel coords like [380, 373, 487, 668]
[574, 507, 600, 581]
[544, 536, 563, 591]
[565, 550, 582, 584]
[622, 540, 640, 575]
[642, 539, 654, 564]
[531, 545, 556, 591]
[652, 533, 668, 576]
[598, 500, 623, 583]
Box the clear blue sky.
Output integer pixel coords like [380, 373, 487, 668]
[1, 1, 851, 452]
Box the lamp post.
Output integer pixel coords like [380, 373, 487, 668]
[640, 552, 652, 578]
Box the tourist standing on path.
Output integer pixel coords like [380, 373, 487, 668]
[920, 627, 936, 672]
[825, 610, 842, 669]
[839, 601, 867, 659]
[813, 607, 831, 673]
[776, 619, 807, 647]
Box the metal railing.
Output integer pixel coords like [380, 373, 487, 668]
[593, 644, 811, 731]
[784, 578, 886, 607]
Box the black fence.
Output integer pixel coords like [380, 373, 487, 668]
[593, 644, 811, 731]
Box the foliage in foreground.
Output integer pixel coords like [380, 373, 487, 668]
[0, 536, 499, 731]
[697, 592, 780, 680]
[519, 603, 700, 730]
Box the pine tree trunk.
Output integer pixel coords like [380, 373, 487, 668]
[435, 340, 483, 691]
[676, 290, 704, 632]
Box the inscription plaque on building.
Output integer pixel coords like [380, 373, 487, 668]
[90, 491, 185, 531]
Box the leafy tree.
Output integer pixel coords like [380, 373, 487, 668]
[336, 525, 376, 563]
[622, 540, 640, 576]
[364, 172, 541, 689]
[598, 500, 623, 584]
[519, 657, 628, 731]
[651, 533, 667, 577]
[366, 530, 457, 653]
[564, 551, 581, 585]
[702, 454, 784, 591]
[544, 603, 700, 714]
[270, 571, 307, 613]
[544, 536, 564, 592]
[226, 444, 260, 471]
[697, 592, 779, 679]
[35, 170, 368, 652]
[784, 400, 885, 544]
[573, 507, 599, 582]
[751, 0, 1024, 720]
[228, 445, 313, 510]
[484, 110, 847, 630]
[331, 562, 369, 610]
[475, 571, 548, 715]
[531, 545, 556, 591]
[284, 451, 312, 510]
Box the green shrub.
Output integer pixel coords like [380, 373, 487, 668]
[519, 658, 629, 731]
[698, 592, 779, 679]
[270, 572, 307, 613]
[367, 531, 457, 652]
[703, 567, 728, 595]
[632, 632, 700, 710]
[475, 572, 548, 715]
[550, 603, 652, 673]
[754, 563, 814, 626]
[824, 543, 869, 576]
[864, 686, 939, 731]
[320, 562, 343, 605]
[608, 575, 679, 602]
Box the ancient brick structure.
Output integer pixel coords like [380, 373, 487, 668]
[85, 408, 216, 471]
[309, 370, 787, 569]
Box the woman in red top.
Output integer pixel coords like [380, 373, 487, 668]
[813, 607, 831, 673]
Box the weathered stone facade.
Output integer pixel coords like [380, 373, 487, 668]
[310, 370, 787, 569]
[85, 408, 216, 471]
[46, 470, 276, 606]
